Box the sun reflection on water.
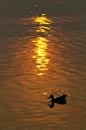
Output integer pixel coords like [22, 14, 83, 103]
[36, 26, 50, 34]
[35, 14, 51, 34]
[34, 14, 51, 25]
[33, 14, 51, 76]
[33, 37, 49, 76]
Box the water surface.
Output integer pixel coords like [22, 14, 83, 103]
[0, 0, 86, 130]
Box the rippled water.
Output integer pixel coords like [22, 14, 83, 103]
[0, 0, 86, 130]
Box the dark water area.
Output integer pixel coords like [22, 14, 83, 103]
[0, 0, 86, 17]
[0, 0, 86, 130]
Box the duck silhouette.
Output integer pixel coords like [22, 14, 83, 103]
[48, 94, 67, 108]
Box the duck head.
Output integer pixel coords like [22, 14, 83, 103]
[48, 94, 54, 99]
[48, 95, 54, 108]
[48, 95, 54, 101]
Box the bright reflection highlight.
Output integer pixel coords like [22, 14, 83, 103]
[33, 37, 49, 76]
[32, 14, 52, 76]
[35, 14, 51, 34]
[35, 14, 51, 25]
[36, 26, 50, 34]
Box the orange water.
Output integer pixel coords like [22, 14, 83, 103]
[0, 1, 86, 130]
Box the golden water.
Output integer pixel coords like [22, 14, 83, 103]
[0, 1, 86, 130]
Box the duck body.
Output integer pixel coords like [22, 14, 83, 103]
[48, 94, 67, 106]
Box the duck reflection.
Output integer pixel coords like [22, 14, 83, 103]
[48, 94, 67, 108]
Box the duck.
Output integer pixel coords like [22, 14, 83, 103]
[48, 94, 67, 108]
